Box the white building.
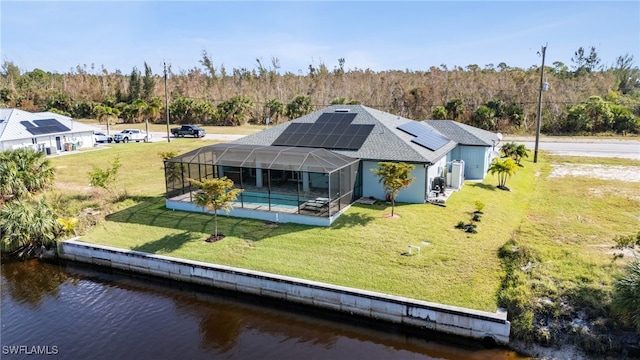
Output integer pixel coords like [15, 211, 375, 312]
[0, 108, 99, 154]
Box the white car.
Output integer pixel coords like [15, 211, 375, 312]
[94, 131, 113, 143]
[113, 129, 150, 143]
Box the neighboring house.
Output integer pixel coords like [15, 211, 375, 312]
[0, 108, 98, 153]
[164, 105, 500, 226]
[424, 120, 501, 181]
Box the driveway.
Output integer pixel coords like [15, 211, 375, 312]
[504, 136, 640, 160]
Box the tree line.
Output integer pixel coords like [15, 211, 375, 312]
[1, 46, 638, 135]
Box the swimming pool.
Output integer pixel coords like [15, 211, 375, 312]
[235, 191, 302, 211]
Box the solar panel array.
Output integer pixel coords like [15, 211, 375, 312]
[21, 119, 71, 135]
[272, 112, 374, 150]
[397, 121, 450, 151]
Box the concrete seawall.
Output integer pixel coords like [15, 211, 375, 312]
[58, 238, 510, 344]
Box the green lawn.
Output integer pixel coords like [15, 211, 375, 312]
[77, 119, 265, 136]
[51, 143, 640, 314]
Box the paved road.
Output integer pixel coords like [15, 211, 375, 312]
[147, 132, 639, 160]
[504, 136, 640, 160]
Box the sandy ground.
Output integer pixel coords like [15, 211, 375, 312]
[549, 163, 640, 183]
[526, 162, 639, 359]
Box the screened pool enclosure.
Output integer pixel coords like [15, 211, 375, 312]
[164, 144, 361, 225]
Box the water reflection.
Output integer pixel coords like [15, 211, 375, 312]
[1, 260, 531, 360]
[0, 259, 70, 308]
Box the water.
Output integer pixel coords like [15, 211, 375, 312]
[1, 259, 531, 360]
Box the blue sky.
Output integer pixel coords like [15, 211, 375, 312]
[1, 1, 638, 75]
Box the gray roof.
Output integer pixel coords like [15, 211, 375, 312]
[233, 105, 456, 164]
[424, 120, 499, 147]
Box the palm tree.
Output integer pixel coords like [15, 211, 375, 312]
[500, 142, 517, 158]
[145, 97, 162, 122]
[286, 95, 314, 119]
[0, 148, 54, 203]
[612, 261, 640, 332]
[500, 142, 529, 166]
[488, 158, 517, 190]
[0, 198, 59, 254]
[266, 98, 284, 125]
[217, 95, 254, 126]
[513, 144, 529, 166]
[188, 177, 243, 240]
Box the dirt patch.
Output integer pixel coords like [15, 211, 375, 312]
[383, 214, 401, 219]
[549, 163, 640, 182]
[55, 182, 93, 192]
[589, 187, 640, 201]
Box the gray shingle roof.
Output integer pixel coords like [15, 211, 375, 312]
[424, 120, 500, 147]
[232, 105, 457, 164]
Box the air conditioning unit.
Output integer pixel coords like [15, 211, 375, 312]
[451, 160, 465, 190]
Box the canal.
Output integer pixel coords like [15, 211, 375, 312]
[1, 259, 531, 359]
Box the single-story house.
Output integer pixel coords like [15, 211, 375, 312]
[0, 108, 98, 153]
[424, 120, 501, 181]
[164, 105, 500, 226]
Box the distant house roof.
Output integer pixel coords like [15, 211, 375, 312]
[0, 108, 99, 142]
[424, 120, 500, 147]
[233, 105, 457, 164]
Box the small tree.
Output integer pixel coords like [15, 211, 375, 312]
[513, 144, 529, 166]
[500, 142, 517, 158]
[188, 177, 243, 240]
[488, 158, 517, 190]
[371, 162, 415, 217]
[88, 156, 122, 195]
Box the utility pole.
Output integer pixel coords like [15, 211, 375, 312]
[164, 61, 170, 143]
[534, 44, 547, 163]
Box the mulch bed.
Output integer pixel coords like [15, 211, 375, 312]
[205, 234, 225, 242]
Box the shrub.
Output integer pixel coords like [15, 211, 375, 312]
[88, 156, 121, 195]
[474, 200, 485, 213]
[612, 261, 640, 333]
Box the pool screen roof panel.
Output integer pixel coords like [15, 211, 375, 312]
[170, 143, 359, 174]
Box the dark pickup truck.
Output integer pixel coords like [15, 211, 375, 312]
[171, 125, 206, 138]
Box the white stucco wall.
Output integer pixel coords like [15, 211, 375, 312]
[0, 131, 95, 153]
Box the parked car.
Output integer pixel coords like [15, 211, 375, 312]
[94, 131, 113, 143]
[113, 129, 150, 143]
[171, 125, 206, 138]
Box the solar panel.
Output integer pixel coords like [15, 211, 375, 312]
[21, 119, 71, 136]
[398, 121, 450, 151]
[316, 112, 356, 124]
[34, 119, 64, 127]
[272, 112, 373, 150]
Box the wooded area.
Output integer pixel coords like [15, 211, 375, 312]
[1, 47, 639, 135]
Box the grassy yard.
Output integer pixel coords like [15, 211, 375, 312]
[77, 119, 265, 136]
[50, 142, 640, 315]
